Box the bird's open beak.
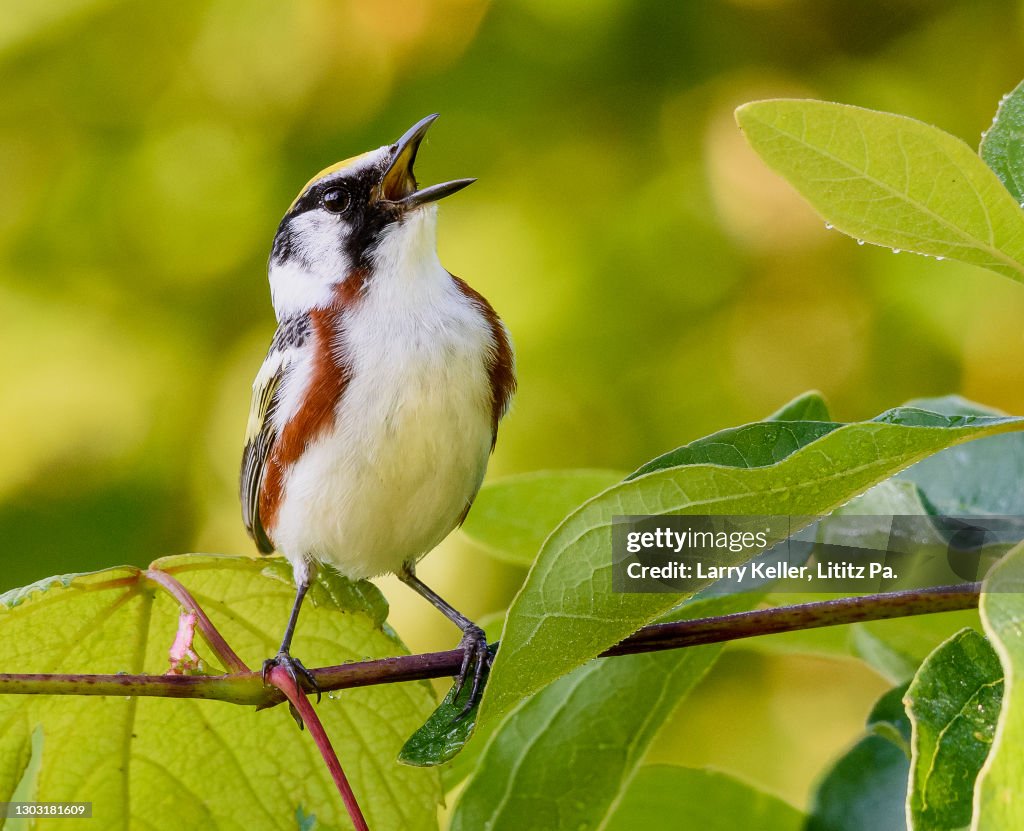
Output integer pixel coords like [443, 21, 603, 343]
[379, 114, 475, 209]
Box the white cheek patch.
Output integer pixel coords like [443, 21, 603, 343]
[269, 212, 355, 320]
[269, 259, 335, 320]
[289, 211, 353, 276]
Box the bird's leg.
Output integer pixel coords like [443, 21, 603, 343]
[263, 566, 321, 727]
[399, 564, 491, 719]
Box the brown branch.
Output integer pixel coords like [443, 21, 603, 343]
[600, 582, 983, 657]
[0, 583, 981, 706]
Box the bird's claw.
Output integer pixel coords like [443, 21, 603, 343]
[262, 651, 321, 729]
[452, 625, 492, 722]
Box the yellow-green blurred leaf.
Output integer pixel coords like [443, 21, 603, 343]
[462, 470, 624, 566]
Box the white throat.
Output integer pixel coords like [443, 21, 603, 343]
[370, 205, 442, 285]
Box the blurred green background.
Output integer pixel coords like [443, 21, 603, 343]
[3, 0, 1023, 812]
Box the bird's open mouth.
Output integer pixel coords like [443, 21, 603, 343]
[379, 114, 475, 209]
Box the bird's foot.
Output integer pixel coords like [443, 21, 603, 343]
[453, 624, 492, 721]
[262, 651, 321, 729]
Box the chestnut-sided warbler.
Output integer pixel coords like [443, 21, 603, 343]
[240, 114, 515, 715]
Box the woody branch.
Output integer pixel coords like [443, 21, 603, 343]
[0, 582, 980, 706]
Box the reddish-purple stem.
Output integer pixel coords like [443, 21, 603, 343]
[145, 567, 249, 674]
[0, 583, 981, 706]
[268, 666, 370, 831]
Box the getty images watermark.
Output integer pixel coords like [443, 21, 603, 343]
[611, 515, 1024, 593]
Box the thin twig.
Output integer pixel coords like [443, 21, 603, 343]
[0, 583, 981, 705]
[268, 666, 369, 831]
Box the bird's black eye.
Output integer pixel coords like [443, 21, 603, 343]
[322, 187, 351, 214]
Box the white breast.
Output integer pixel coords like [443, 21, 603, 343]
[270, 208, 498, 580]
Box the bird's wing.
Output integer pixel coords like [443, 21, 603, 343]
[241, 316, 313, 552]
[240, 346, 286, 554]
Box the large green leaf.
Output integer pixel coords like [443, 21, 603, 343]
[905, 628, 1002, 831]
[481, 407, 1024, 725]
[980, 80, 1024, 203]
[450, 594, 751, 831]
[461, 470, 624, 567]
[603, 766, 804, 831]
[0, 555, 440, 830]
[973, 539, 1024, 830]
[735, 99, 1024, 282]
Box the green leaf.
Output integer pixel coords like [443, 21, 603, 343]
[450, 594, 753, 831]
[852, 609, 984, 685]
[398, 646, 495, 767]
[736, 99, 1024, 282]
[766, 390, 831, 422]
[905, 628, 1002, 831]
[461, 470, 625, 566]
[832, 478, 932, 516]
[0, 555, 441, 830]
[897, 396, 1024, 516]
[973, 539, 1024, 830]
[603, 766, 804, 831]
[629, 420, 839, 478]
[430, 615, 507, 788]
[868, 682, 912, 756]
[852, 625, 927, 686]
[807, 684, 913, 831]
[900, 396, 1004, 419]
[481, 406, 1024, 726]
[807, 735, 909, 831]
[735, 606, 853, 659]
[980, 80, 1024, 203]
[294, 806, 318, 831]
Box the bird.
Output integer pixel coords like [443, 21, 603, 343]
[240, 114, 515, 718]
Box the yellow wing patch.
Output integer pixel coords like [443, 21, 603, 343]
[245, 371, 280, 443]
[288, 151, 374, 211]
[241, 363, 283, 554]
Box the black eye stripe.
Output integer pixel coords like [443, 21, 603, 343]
[273, 163, 393, 269]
